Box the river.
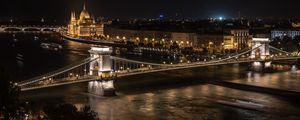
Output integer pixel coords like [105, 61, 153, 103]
[1, 33, 300, 120]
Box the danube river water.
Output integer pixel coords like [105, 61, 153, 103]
[1, 33, 300, 120]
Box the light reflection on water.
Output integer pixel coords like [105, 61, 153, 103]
[0, 33, 91, 81]
[62, 82, 300, 120]
[4, 34, 300, 120]
[21, 65, 300, 120]
[58, 65, 300, 120]
[233, 70, 300, 92]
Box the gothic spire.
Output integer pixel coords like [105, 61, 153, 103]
[83, 1, 86, 10]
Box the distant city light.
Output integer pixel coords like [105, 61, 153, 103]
[219, 17, 224, 20]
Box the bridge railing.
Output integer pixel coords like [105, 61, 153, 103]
[20, 75, 101, 91]
[17, 57, 95, 86]
[19, 44, 300, 90]
[113, 48, 264, 76]
[112, 45, 263, 71]
[111, 56, 172, 67]
[269, 45, 293, 55]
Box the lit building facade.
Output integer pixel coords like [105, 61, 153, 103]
[292, 23, 300, 28]
[271, 30, 300, 40]
[104, 28, 253, 53]
[196, 34, 224, 53]
[104, 28, 196, 48]
[170, 32, 197, 47]
[223, 29, 251, 50]
[68, 4, 104, 37]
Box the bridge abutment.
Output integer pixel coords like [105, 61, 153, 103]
[291, 65, 298, 73]
[88, 80, 115, 96]
[251, 61, 272, 72]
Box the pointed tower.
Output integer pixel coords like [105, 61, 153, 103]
[83, 2, 86, 10]
[91, 14, 96, 23]
[68, 11, 77, 35]
[79, 0, 91, 20]
[71, 12, 76, 23]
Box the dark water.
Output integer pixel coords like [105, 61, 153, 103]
[1, 33, 300, 120]
[0, 33, 90, 81]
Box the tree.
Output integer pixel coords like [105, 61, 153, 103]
[0, 68, 21, 120]
[293, 35, 300, 51]
[0, 68, 99, 120]
[43, 103, 99, 120]
[138, 42, 145, 47]
[79, 106, 98, 120]
[286, 39, 298, 52]
[146, 43, 153, 47]
[170, 42, 179, 49]
[270, 37, 282, 48]
[202, 48, 209, 55]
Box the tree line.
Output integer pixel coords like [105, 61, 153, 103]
[0, 67, 99, 120]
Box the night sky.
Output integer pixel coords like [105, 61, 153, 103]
[1, 0, 300, 21]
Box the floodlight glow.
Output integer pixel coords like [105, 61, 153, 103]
[219, 17, 224, 20]
[252, 38, 269, 42]
[91, 47, 110, 52]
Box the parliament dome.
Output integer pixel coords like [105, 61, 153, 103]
[79, 4, 91, 20]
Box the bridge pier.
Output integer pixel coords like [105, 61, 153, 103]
[88, 79, 115, 96]
[251, 61, 272, 72]
[296, 59, 300, 66]
[291, 65, 298, 73]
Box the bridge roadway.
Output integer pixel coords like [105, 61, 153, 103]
[14, 31, 261, 89]
[0, 26, 114, 45]
[60, 33, 136, 48]
[0, 25, 59, 33]
[17, 57, 95, 87]
[19, 46, 257, 90]
[20, 56, 300, 91]
[17, 37, 300, 91]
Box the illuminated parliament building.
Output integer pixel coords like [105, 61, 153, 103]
[67, 3, 104, 37]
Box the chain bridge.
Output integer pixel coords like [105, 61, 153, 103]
[0, 25, 59, 33]
[16, 38, 300, 96]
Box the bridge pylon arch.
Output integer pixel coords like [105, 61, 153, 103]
[251, 38, 270, 60]
[89, 47, 113, 76]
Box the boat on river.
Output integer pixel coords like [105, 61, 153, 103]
[40, 43, 63, 51]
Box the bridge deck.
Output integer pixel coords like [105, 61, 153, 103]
[19, 56, 300, 91]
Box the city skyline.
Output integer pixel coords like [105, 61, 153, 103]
[1, 0, 300, 119]
[1, 0, 300, 21]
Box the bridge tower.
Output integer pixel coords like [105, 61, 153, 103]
[250, 38, 272, 71]
[88, 47, 115, 96]
[250, 38, 270, 59]
[89, 47, 113, 76]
